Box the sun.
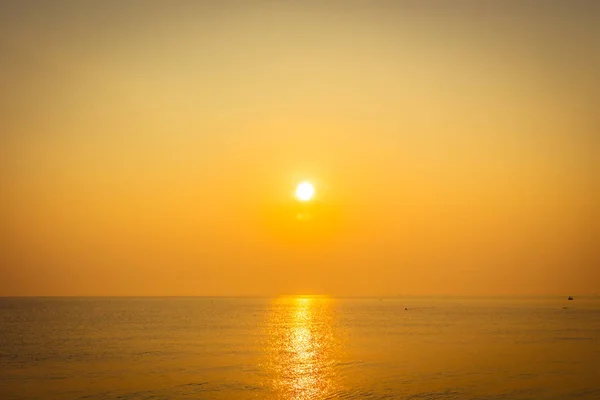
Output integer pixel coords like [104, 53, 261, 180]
[295, 181, 315, 202]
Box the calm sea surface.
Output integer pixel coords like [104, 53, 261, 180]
[1, 297, 598, 400]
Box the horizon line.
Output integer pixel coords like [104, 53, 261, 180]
[0, 294, 596, 299]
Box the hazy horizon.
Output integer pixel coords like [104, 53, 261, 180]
[2, 1, 598, 297]
[2, 294, 598, 299]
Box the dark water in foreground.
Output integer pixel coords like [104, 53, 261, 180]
[1, 297, 599, 400]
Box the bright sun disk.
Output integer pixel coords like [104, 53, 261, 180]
[295, 181, 315, 201]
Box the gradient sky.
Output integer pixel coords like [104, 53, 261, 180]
[1, 1, 598, 296]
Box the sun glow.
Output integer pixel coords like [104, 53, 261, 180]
[295, 181, 315, 202]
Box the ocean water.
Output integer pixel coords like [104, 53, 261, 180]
[0, 297, 598, 400]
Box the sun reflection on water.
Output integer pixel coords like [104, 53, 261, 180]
[264, 296, 342, 399]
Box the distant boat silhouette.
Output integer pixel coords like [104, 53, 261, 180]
[568, 296, 574, 300]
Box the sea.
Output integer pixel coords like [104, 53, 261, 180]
[1, 296, 598, 400]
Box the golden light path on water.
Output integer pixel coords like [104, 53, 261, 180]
[263, 296, 344, 399]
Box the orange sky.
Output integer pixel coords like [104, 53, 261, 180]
[1, 1, 598, 296]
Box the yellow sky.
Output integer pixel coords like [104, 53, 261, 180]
[1, 1, 598, 296]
